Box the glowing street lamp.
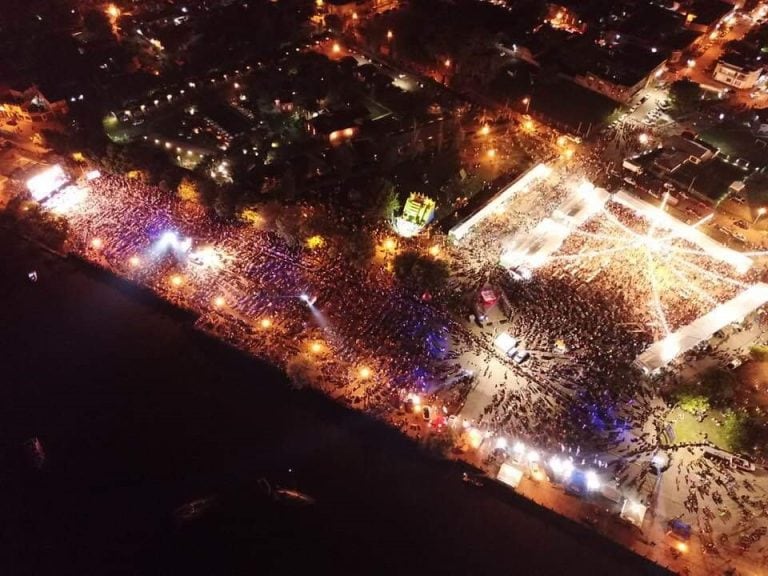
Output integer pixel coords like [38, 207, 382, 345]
[387, 30, 393, 41]
[522, 96, 531, 113]
[444, 58, 451, 68]
[106, 3, 121, 19]
[358, 366, 372, 380]
[638, 132, 650, 145]
[755, 206, 767, 224]
[213, 296, 225, 308]
[523, 118, 535, 132]
[428, 244, 441, 257]
[479, 124, 490, 137]
[383, 237, 397, 252]
[170, 274, 184, 287]
[90, 237, 103, 250]
[486, 148, 497, 159]
[128, 255, 141, 268]
[332, 42, 341, 54]
[310, 341, 324, 354]
[260, 317, 273, 329]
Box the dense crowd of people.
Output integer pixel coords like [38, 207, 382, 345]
[40, 145, 768, 568]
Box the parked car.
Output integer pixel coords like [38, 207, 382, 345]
[513, 350, 530, 364]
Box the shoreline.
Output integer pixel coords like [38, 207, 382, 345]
[0, 221, 672, 575]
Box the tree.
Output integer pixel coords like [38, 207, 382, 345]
[393, 250, 450, 294]
[82, 10, 114, 43]
[669, 79, 702, 114]
[370, 180, 400, 223]
[213, 186, 237, 220]
[719, 408, 768, 455]
[677, 394, 710, 418]
[699, 368, 735, 407]
[751, 344, 768, 362]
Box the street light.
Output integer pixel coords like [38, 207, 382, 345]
[638, 133, 650, 145]
[170, 274, 184, 287]
[479, 124, 490, 136]
[487, 148, 497, 159]
[387, 30, 393, 41]
[260, 317, 273, 329]
[128, 255, 141, 267]
[523, 118, 535, 132]
[332, 42, 341, 54]
[90, 237, 103, 250]
[213, 296, 225, 308]
[359, 366, 372, 379]
[755, 206, 766, 224]
[522, 97, 531, 113]
[444, 58, 451, 68]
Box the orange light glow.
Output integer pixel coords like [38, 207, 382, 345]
[310, 341, 324, 354]
[106, 3, 121, 19]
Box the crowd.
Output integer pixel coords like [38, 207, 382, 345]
[40, 153, 768, 568]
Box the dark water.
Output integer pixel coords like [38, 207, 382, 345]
[0, 228, 667, 576]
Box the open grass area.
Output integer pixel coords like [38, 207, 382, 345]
[672, 157, 748, 203]
[531, 78, 620, 130]
[489, 65, 620, 130]
[700, 124, 768, 168]
[668, 407, 732, 451]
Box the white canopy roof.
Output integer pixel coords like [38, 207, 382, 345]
[635, 283, 768, 373]
[497, 462, 524, 489]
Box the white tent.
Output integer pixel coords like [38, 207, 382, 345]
[497, 462, 524, 489]
[613, 190, 753, 273]
[620, 498, 647, 528]
[634, 283, 768, 373]
[449, 163, 552, 241]
[494, 332, 518, 355]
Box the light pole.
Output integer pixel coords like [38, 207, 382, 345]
[522, 97, 531, 113]
[755, 207, 766, 225]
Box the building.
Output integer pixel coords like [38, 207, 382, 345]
[544, 3, 587, 34]
[713, 57, 763, 90]
[572, 44, 668, 103]
[307, 108, 363, 145]
[652, 134, 718, 174]
[320, 0, 399, 20]
[0, 85, 68, 123]
[680, 0, 734, 33]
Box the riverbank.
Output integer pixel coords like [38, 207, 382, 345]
[0, 227, 668, 575]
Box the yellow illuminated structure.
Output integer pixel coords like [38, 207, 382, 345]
[394, 193, 436, 238]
